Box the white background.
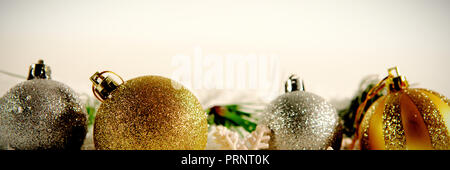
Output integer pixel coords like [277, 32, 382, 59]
[1, 0, 449, 102]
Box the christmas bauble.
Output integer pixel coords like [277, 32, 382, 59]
[0, 60, 87, 150]
[356, 67, 449, 150]
[90, 71, 207, 150]
[261, 75, 341, 150]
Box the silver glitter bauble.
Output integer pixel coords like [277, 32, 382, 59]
[261, 75, 341, 150]
[0, 60, 87, 150]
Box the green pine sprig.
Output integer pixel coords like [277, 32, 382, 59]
[338, 79, 385, 137]
[206, 104, 258, 133]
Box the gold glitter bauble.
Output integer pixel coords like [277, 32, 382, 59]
[93, 75, 207, 150]
[357, 68, 450, 150]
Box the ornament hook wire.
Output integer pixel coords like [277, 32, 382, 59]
[350, 67, 410, 149]
[91, 71, 125, 102]
[349, 74, 391, 149]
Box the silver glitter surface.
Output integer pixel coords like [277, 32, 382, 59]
[0, 79, 87, 150]
[261, 91, 340, 150]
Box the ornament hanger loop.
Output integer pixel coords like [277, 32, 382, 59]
[98, 71, 125, 84]
[350, 66, 409, 149]
[90, 71, 125, 102]
[92, 85, 102, 102]
[350, 74, 392, 149]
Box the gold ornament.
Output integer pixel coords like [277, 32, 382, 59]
[353, 67, 449, 150]
[90, 71, 207, 150]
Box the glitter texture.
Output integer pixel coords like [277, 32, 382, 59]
[418, 88, 450, 105]
[0, 79, 87, 150]
[382, 92, 406, 150]
[261, 91, 340, 150]
[358, 88, 449, 150]
[406, 89, 449, 149]
[93, 76, 207, 150]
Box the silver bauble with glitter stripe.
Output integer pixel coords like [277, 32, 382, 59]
[0, 79, 87, 150]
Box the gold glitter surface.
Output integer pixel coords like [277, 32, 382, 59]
[358, 87, 450, 150]
[419, 89, 450, 145]
[418, 88, 450, 105]
[382, 92, 406, 150]
[93, 76, 207, 150]
[406, 89, 449, 150]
